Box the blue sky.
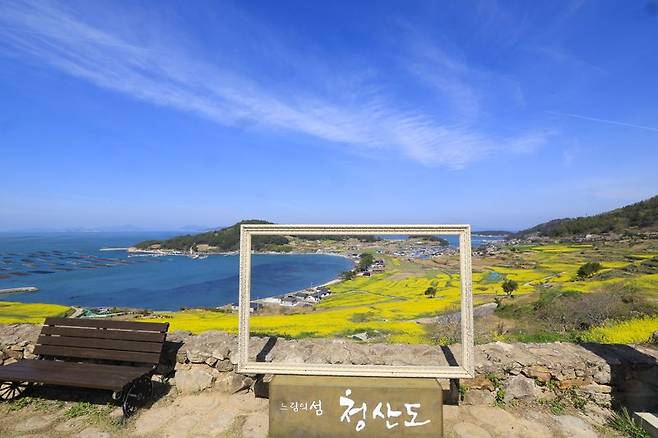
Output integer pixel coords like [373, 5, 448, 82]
[1, 0, 657, 231]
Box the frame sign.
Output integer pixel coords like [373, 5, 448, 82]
[237, 224, 475, 379]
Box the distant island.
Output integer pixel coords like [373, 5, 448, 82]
[133, 219, 380, 254]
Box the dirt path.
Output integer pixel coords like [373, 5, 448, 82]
[0, 386, 618, 437]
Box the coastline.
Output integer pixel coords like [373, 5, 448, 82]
[126, 246, 354, 261]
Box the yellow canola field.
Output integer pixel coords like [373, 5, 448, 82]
[582, 316, 658, 344]
[0, 301, 70, 324]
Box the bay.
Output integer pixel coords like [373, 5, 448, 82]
[0, 232, 353, 311]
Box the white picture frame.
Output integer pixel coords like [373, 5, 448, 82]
[237, 224, 475, 378]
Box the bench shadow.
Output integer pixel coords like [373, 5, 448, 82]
[579, 343, 658, 413]
[253, 336, 278, 398]
[20, 378, 172, 410]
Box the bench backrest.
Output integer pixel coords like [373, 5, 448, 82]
[34, 317, 169, 367]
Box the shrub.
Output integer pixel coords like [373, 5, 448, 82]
[502, 279, 518, 297]
[424, 286, 437, 298]
[577, 261, 603, 278]
[534, 285, 655, 332]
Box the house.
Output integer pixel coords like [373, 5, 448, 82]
[249, 302, 262, 313]
[280, 296, 298, 307]
[304, 294, 320, 303]
[317, 287, 331, 298]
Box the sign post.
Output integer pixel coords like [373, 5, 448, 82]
[269, 375, 443, 437]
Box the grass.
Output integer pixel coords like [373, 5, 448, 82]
[608, 408, 650, 438]
[0, 301, 71, 324]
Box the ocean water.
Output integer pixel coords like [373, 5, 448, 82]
[0, 232, 354, 311]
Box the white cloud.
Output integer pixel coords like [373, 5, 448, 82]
[0, 0, 548, 168]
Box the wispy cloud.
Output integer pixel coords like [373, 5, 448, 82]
[0, 0, 548, 168]
[548, 111, 658, 133]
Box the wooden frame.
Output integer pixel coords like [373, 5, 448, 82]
[237, 224, 475, 378]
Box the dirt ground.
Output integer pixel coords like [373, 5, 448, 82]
[0, 383, 621, 437]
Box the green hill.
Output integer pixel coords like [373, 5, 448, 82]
[135, 220, 290, 252]
[518, 195, 658, 238]
[135, 220, 382, 252]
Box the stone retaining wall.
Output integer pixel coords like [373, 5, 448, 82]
[2, 324, 657, 417]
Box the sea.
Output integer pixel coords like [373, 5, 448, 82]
[0, 232, 503, 311]
[0, 232, 354, 311]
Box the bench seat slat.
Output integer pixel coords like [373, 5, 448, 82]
[41, 326, 166, 343]
[0, 360, 152, 391]
[38, 335, 164, 353]
[34, 345, 162, 364]
[44, 317, 168, 333]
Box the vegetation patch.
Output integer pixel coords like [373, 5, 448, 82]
[0, 301, 71, 324]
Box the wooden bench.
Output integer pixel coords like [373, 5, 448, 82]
[0, 317, 169, 418]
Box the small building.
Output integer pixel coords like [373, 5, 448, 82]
[249, 302, 262, 313]
[280, 296, 298, 307]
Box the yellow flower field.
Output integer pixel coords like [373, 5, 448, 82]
[582, 316, 658, 344]
[0, 301, 71, 324]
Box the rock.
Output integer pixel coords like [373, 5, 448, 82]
[215, 372, 254, 393]
[23, 351, 37, 360]
[175, 350, 187, 364]
[4, 357, 18, 366]
[205, 357, 218, 367]
[215, 359, 234, 371]
[522, 365, 551, 382]
[504, 375, 539, 401]
[174, 367, 217, 393]
[555, 415, 598, 438]
[186, 348, 209, 364]
[593, 367, 611, 384]
[6, 349, 23, 360]
[463, 389, 494, 405]
[652, 331, 658, 344]
[581, 383, 611, 394]
[463, 375, 494, 391]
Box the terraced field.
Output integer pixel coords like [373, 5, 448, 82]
[1, 239, 657, 345]
[143, 239, 658, 345]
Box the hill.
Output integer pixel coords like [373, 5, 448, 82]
[135, 220, 290, 252]
[135, 220, 382, 252]
[518, 195, 658, 238]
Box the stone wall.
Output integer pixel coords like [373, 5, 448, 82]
[2, 324, 657, 419]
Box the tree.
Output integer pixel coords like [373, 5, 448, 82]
[577, 262, 603, 279]
[341, 270, 356, 281]
[424, 286, 437, 298]
[357, 252, 375, 272]
[501, 279, 518, 297]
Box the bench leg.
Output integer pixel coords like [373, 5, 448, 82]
[0, 382, 29, 401]
[121, 376, 153, 420]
